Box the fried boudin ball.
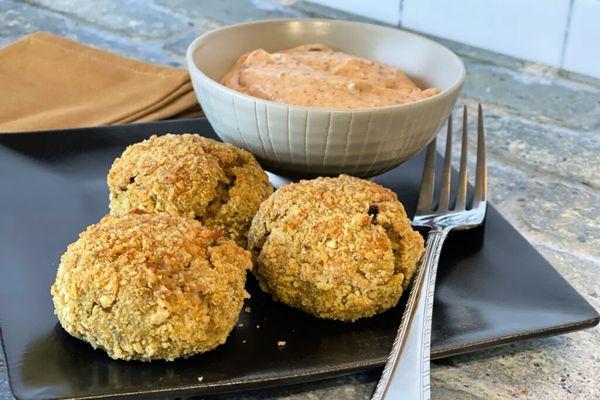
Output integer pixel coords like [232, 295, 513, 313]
[107, 134, 273, 246]
[51, 212, 252, 361]
[248, 174, 424, 322]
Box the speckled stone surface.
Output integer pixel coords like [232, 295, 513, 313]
[0, 1, 598, 399]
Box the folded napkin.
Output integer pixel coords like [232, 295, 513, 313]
[0, 32, 202, 133]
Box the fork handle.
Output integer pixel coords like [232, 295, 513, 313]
[371, 230, 448, 400]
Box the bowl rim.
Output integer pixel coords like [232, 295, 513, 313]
[186, 18, 466, 114]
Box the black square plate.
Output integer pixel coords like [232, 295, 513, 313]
[0, 119, 597, 400]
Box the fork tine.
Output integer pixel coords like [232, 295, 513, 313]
[473, 104, 487, 205]
[455, 106, 469, 210]
[416, 138, 437, 213]
[437, 115, 453, 211]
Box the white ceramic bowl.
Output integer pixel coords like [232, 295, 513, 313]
[187, 19, 465, 177]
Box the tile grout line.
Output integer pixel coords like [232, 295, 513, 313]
[398, 0, 404, 27]
[20, 0, 192, 45]
[530, 239, 600, 267]
[18, 0, 144, 39]
[559, 0, 576, 70]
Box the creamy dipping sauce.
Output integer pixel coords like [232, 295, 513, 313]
[220, 44, 440, 109]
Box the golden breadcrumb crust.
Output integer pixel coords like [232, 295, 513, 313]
[51, 212, 252, 361]
[248, 174, 424, 322]
[107, 134, 273, 246]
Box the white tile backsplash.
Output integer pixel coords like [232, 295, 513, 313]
[401, 0, 571, 67]
[308, 0, 599, 79]
[307, 0, 401, 25]
[563, 0, 600, 78]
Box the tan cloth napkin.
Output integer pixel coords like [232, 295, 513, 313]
[0, 32, 202, 133]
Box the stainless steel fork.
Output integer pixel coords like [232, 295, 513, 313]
[372, 104, 487, 400]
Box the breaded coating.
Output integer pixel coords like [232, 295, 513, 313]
[248, 174, 424, 322]
[51, 212, 252, 361]
[107, 134, 273, 246]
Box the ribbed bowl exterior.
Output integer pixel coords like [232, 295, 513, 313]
[187, 19, 464, 177]
[193, 78, 459, 177]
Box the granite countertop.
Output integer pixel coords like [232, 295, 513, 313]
[1, 0, 598, 399]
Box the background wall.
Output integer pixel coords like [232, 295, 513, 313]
[308, 0, 600, 78]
